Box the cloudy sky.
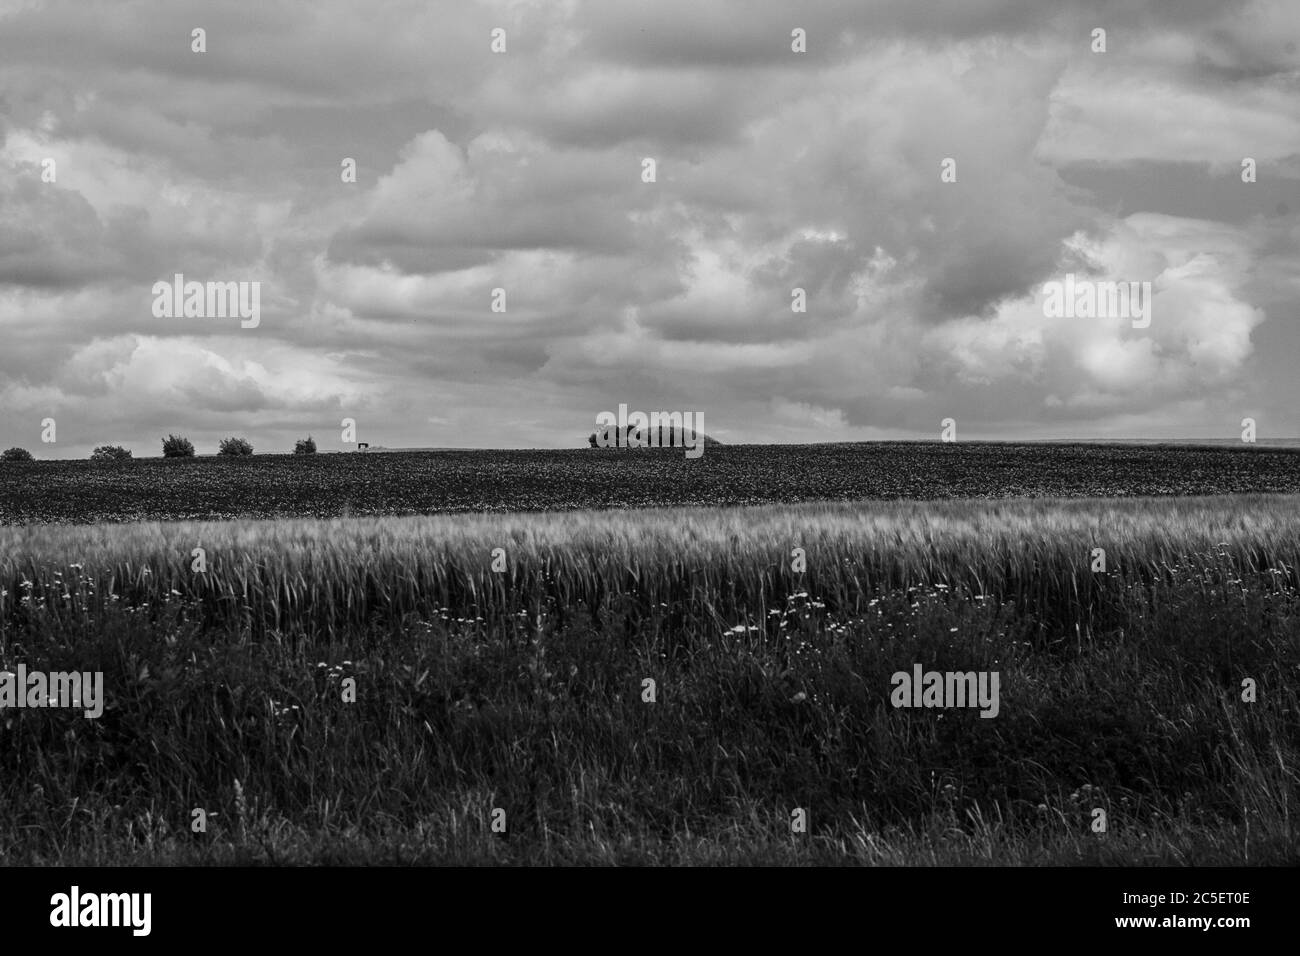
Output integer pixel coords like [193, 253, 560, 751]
[1, 0, 1297, 456]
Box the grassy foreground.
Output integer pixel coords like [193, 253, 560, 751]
[1, 496, 1298, 865]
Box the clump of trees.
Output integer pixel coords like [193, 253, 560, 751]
[1, 447, 34, 462]
[91, 445, 133, 461]
[218, 437, 254, 456]
[161, 434, 195, 458]
[293, 435, 317, 454]
[588, 424, 721, 448]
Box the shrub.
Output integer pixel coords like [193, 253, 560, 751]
[0, 447, 34, 462]
[90, 445, 133, 462]
[587, 424, 722, 448]
[294, 435, 317, 455]
[161, 434, 195, 458]
[218, 437, 254, 456]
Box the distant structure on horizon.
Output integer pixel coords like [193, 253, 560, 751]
[587, 423, 721, 449]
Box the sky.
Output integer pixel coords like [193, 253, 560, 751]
[0, 0, 1297, 456]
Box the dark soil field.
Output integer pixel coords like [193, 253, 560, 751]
[3, 441, 1299, 524]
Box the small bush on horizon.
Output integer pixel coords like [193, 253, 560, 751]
[0, 447, 34, 462]
[294, 436, 317, 455]
[218, 437, 254, 457]
[90, 445, 133, 462]
[161, 434, 195, 458]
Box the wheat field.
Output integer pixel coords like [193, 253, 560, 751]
[1, 495, 1297, 864]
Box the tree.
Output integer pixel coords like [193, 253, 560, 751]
[293, 435, 317, 455]
[218, 437, 253, 456]
[0, 447, 34, 462]
[161, 434, 195, 458]
[90, 445, 133, 462]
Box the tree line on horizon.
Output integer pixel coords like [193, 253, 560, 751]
[0, 434, 318, 462]
[4, 424, 728, 462]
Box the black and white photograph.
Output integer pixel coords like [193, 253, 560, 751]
[0, 0, 1295, 938]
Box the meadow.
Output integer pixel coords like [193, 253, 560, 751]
[2, 441, 1300, 523]
[1, 495, 1296, 864]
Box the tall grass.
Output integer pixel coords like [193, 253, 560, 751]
[1, 495, 1297, 864]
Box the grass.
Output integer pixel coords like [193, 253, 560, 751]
[1, 495, 1297, 864]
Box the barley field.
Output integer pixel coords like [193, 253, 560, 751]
[1, 495, 1296, 864]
